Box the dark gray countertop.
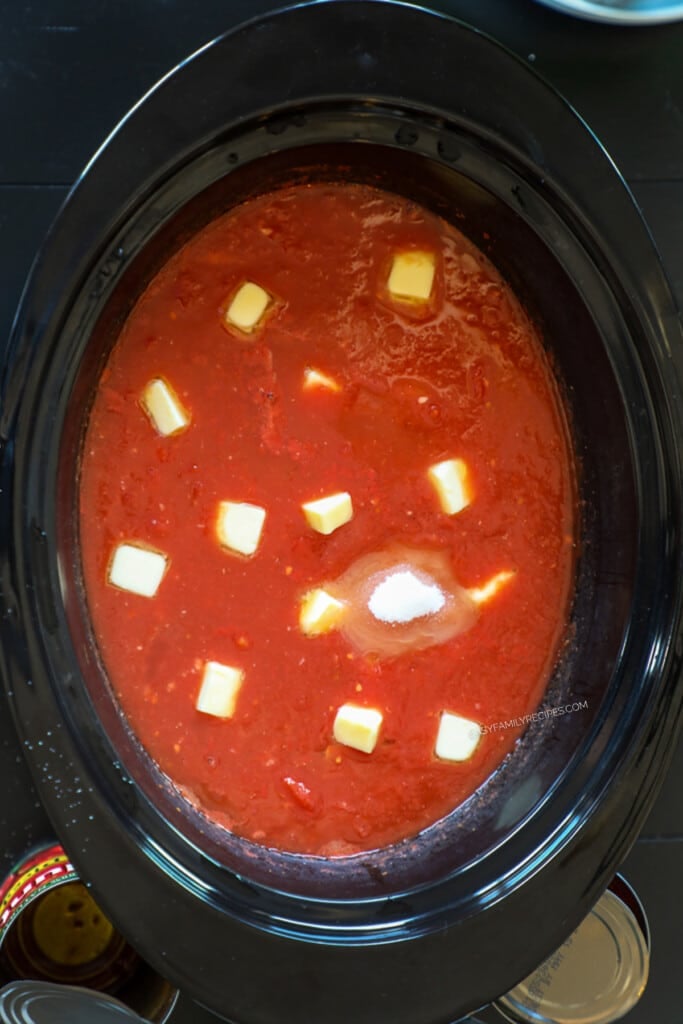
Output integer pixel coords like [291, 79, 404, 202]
[0, 2, 681, 1021]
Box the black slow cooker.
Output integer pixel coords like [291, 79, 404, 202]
[1, 3, 682, 1022]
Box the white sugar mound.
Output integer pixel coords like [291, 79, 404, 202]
[368, 570, 445, 624]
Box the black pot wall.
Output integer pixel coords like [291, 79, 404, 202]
[1, 4, 682, 1024]
[54, 130, 634, 901]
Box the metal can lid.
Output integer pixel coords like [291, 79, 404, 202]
[493, 886, 649, 1024]
[0, 980, 145, 1023]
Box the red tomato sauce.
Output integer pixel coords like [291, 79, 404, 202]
[78, 183, 575, 856]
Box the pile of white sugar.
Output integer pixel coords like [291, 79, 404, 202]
[368, 569, 445, 624]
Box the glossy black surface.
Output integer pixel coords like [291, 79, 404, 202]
[0, 2, 679, 1024]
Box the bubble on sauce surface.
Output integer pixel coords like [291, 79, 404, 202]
[329, 545, 479, 658]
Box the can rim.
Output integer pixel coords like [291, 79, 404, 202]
[534, 0, 683, 25]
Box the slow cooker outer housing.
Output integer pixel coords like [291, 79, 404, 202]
[1, 3, 682, 1023]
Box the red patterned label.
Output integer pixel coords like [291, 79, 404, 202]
[0, 843, 77, 941]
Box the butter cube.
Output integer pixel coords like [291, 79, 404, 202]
[216, 501, 266, 557]
[435, 711, 482, 762]
[141, 378, 190, 437]
[302, 492, 353, 535]
[428, 458, 473, 515]
[333, 704, 383, 754]
[303, 367, 341, 393]
[196, 661, 244, 719]
[387, 250, 436, 302]
[225, 281, 271, 333]
[299, 588, 346, 636]
[108, 543, 168, 598]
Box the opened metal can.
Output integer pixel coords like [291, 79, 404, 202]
[0, 843, 177, 1022]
